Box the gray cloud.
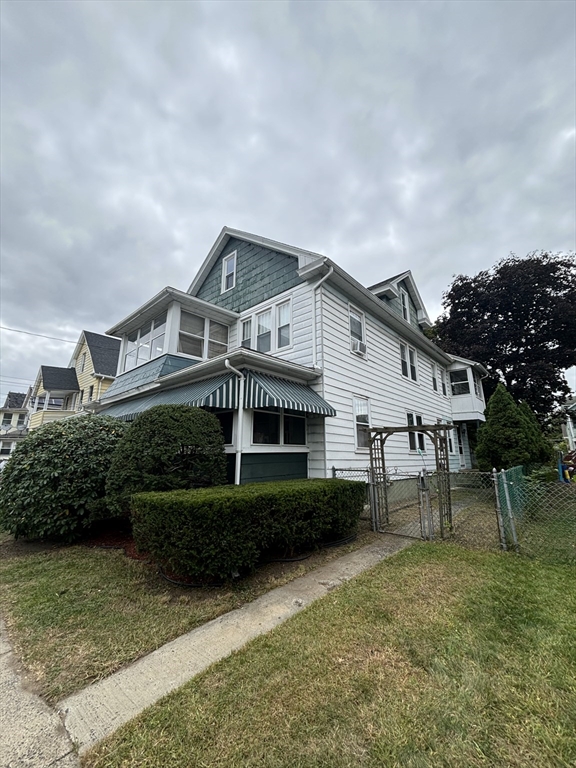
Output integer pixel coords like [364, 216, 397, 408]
[1, 0, 575, 400]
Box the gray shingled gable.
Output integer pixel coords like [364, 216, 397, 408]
[195, 238, 303, 312]
[101, 355, 199, 401]
[83, 331, 121, 376]
[41, 366, 79, 392]
[3, 392, 26, 409]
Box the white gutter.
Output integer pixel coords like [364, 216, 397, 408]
[311, 265, 333, 367]
[225, 359, 245, 486]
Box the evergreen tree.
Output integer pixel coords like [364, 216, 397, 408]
[475, 384, 531, 471]
[518, 401, 553, 464]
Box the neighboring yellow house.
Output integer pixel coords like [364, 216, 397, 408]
[27, 331, 121, 430]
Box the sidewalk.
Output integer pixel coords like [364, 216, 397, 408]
[0, 620, 79, 768]
[1, 533, 412, 763]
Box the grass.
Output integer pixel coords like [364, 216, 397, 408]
[0, 521, 378, 702]
[84, 544, 576, 768]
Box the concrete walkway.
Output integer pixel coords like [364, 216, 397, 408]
[0, 620, 79, 768]
[58, 534, 411, 755]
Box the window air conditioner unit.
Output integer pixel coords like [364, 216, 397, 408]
[351, 339, 367, 355]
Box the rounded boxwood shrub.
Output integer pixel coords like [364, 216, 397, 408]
[106, 405, 227, 516]
[0, 415, 127, 541]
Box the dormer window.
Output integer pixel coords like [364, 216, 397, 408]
[222, 251, 237, 293]
[400, 289, 409, 322]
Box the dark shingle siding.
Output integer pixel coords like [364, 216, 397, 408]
[3, 392, 26, 409]
[84, 331, 121, 377]
[195, 238, 303, 312]
[41, 367, 79, 391]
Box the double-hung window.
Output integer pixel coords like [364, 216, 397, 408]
[349, 307, 366, 355]
[179, 312, 229, 359]
[256, 310, 272, 353]
[252, 408, 306, 445]
[88, 385, 94, 402]
[400, 343, 417, 381]
[353, 397, 370, 449]
[80, 352, 86, 373]
[440, 368, 447, 396]
[277, 302, 291, 348]
[2, 414, 12, 428]
[17, 414, 26, 428]
[241, 319, 252, 349]
[432, 363, 438, 392]
[124, 313, 167, 372]
[407, 412, 425, 452]
[450, 370, 470, 395]
[242, 299, 292, 353]
[222, 251, 236, 292]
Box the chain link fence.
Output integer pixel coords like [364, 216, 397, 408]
[332, 466, 575, 564]
[496, 466, 576, 564]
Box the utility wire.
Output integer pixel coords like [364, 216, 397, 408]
[0, 325, 122, 350]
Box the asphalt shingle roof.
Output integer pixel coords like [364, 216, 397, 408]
[2, 392, 26, 409]
[41, 366, 79, 392]
[83, 331, 121, 377]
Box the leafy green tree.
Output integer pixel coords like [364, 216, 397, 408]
[476, 384, 532, 471]
[434, 251, 576, 421]
[106, 405, 227, 516]
[0, 416, 127, 541]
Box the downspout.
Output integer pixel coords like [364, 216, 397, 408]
[225, 359, 245, 486]
[311, 265, 333, 478]
[311, 265, 333, 367]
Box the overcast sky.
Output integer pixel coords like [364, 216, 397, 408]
[1, 0, 575, 404]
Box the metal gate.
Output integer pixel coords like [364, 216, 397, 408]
[367, 424, 453, 540]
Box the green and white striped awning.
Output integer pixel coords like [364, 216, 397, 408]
[244, 371, 336, 417]
[101, 373, 238, 422]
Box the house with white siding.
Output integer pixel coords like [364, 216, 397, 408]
[0, 392, 29, 462]
[92, 227, 487, 483]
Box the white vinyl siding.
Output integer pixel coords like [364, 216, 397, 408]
[319, 284, 452, 472]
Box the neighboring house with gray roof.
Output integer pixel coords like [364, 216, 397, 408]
[0, 391, 29, 461]
[27, 331, 120, 430]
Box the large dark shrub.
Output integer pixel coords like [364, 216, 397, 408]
[0, 416, 127, 541]
[131, 479, 365, 580]
[106, 405, 227, 516]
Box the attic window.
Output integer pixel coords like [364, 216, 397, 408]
[400, 289, 409, 322]
[222, 251, 237, 293]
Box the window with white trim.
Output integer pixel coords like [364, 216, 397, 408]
[221, 251, 237, 293]
[88, 385, 94, 402]
[2, 414, 12, 428]
[256, 310, 272, 353]
[353, 397, 370, 449]
[241, 319, 252, 349]
[0, 441, 15, 455]
[17, 414, 26, 428]
[179, 312, 229, 360]
[252, 408, 306, 445]
[473, 372, 482, 398]
[241, 299, 292, 354]
[277, 301, 291, 348]
[440, 368, 447, 396]
[349, 306, 366, 356]
[400, 289, 409, 322]
[407, 412, 425, 452]
[400, 343, 417, 381]
[80, 352, 86, 373]
[124, 313, 167, 372]
[432, 363, 438, 392]
[450, 369, 470, 395]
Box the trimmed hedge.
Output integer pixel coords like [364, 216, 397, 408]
[131, 479, 365, 580]
[106, 405, 227, 516]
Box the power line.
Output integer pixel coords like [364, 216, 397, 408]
[1, 326, 78, 344]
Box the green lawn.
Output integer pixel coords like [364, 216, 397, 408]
[0, 524, 378, 702]
[84, 545, 576, 768]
